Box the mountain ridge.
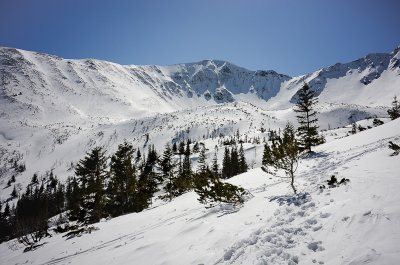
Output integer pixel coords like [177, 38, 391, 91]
[1, 45, 399, 126]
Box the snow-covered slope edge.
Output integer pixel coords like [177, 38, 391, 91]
[1, 117, 399, 265]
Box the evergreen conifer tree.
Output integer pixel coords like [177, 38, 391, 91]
[172, 142, 177, 154]
[178, 141, 185, 155]
[211, 152, 219, 177]
[194, 167, 248, 208]
[3, 202, 10, 217]
[351, 122, 357, 134]
[222, 147, 231, 179]
[66, 177, 81, 221]
[197, 144, 207, 175]
[180, 142, 193, 190]
[160, 143, 181, 201]
[11, 185, 18, 198]
[262, 123, 300, 186]
[108, 141, 137, 216]
[387, 96, 400, 120]
[137, 145, 159, 209]
[230, 146, 239, 176]
[31, 174, 39, 184]
[238, 143, 248, 173]
[294, 82, 320, 153]
[74, 147, 108, 224]
[136, 149, 141, 163]
[388, 141, 400, 156]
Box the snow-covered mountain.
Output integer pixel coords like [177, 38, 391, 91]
[0, 45, 399, 195]
[1, 46, 400, 264]
[1, 46, 399, 123]
[0, 47, 290, 123]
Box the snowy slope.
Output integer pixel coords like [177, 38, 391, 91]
[1, 114, 399, 265]
[0, 45, 399, 210]
[1, 45, 400, 264]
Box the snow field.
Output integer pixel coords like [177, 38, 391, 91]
[1, 119, 399, 264]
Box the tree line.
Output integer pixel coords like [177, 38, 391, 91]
[0, 139, 248, 246]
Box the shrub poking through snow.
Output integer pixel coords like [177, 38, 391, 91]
[326, 175, 338, 186]
[194, 169, 248, 208]
[388, 141, 400, 156]
[320, 175, 349, 189]
[372, 118, 384, 127]
[63, 225, 98, 239]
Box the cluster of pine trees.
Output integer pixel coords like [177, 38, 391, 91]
[221, 144, 248, 179]
[1, 139, 249, 245]
[194, 145, 248, 208]
[0, 172, 65, 246]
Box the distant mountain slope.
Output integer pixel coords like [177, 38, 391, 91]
[0, 47, 290, 124]
[267, 45, 400, 110]
[1, 46, 399, 125]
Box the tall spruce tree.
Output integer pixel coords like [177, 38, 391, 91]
[11, 185, 18, 198]
[211, 152, 219, 177]
[159, 143, 178, 201]
[294, 82, 320, 153]
[66, 176, 81, 221]
[3, 202, 10, 217]
[197, 144, 207, 175]
[136, 149, 141, 163]
[230, 146, 239, 176]
[387, 96, 400, 120]
[180, 142, 193, 190]
[108, 141, 137, 216]
[222, 147, 231, 179]
[74, 147, 108, 224]
[172, 142, 178, 154]
[137, 145, 159, 209]
[238, 143, 248, 173]
[178, 141, 185, 155]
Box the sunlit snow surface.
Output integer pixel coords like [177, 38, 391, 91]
[1, 46, 400, 264]
[1, 119, 399, 265]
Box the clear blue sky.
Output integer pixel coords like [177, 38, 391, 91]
[1, 0, 399, 76]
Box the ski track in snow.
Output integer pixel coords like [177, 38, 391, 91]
[42, 210, 199, 264]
